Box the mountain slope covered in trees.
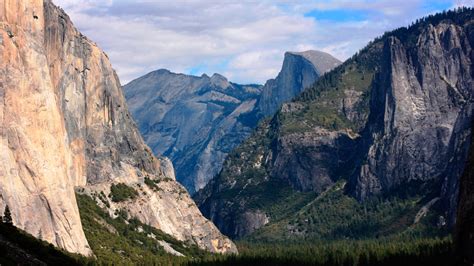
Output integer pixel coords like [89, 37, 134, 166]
[195, 8, 474, 241]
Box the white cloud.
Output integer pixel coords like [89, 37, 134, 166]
[52, 0, 461, 85]
[226, 50, 283, 83]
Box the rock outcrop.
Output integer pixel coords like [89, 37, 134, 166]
[257, 50, 341, 116]
[0, 0, 236, 255]
[124, 51, 340, 194]
[270, 127, 359, 193]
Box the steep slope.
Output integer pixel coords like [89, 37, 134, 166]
[74, 193, 208, 264]
[195, 8, 473, 240]
[124, 70, 262, 193]
[124, 51, 340, 194]
[257, 50, 341, 116]
[0, 0, 235, 255]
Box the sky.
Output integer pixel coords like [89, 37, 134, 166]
[53, 0, 471, 85]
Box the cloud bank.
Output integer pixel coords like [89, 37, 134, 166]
[53, 0, 467, 84]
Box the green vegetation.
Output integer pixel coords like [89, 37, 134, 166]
[189, 238, 454, 266]
[247, 181, 449, 242]
[76, 193, 208, 265]
[213, 119, 274, 192]
[144, 176, 161, 191]
[195, 120, 303, 218]
[0, 219, 456, 265]
[2, 205, 12, 225]
[0, 222, 88, 265]
[244, 180, 314, 221]
[76, 189, 452, 265]
[109, 183, 138, 202]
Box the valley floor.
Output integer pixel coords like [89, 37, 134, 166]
[187, 238, 454, 266]
[0, 218, 456, 265]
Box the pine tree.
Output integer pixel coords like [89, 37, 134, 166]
[3, 205, 12, 225]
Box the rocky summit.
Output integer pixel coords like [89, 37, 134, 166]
[124, 51, 341, 194]
[257, 50, 342, 116]
[0, 0, 236, 256]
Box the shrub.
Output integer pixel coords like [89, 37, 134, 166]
[110, 183, 138, 202]
[144, 177, 160, 191]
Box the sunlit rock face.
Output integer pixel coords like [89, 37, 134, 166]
[0, 0, 236, 255]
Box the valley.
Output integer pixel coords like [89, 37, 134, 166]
[0, 1, 472, 265]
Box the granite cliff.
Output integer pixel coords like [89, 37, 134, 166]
[351, 21, 474, 202]
[0, 0, 236, 256]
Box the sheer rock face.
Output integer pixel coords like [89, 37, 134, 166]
[124, 70, 262, 194]
[351, 22, 473, 201]
[257, 51, 341, 116]
[271, 128, 359, 193]
[0, 0, 236, 256]
[1, 0, 91, 255]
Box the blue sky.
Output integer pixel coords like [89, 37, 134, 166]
[304, 9, 369, 22]
[54, 0, 470, 85]
[304, 1, 453, 21]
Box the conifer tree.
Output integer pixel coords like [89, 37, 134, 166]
[3, 205, 12, 225]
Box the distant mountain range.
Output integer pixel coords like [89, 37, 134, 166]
[124, 51, 341, 193]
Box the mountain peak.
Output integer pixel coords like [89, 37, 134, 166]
[286, 50, 342, 75]
[210, 73, 230, 88]
[211, 73, 226, 80]
[256, 50, 341, 116]
[148, 68, 172, 77]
